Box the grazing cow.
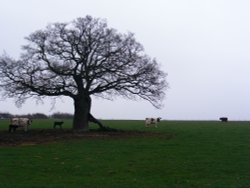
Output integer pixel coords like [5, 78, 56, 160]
[220, 117, 228, 122]
[145, 117, 161, 127]
[53, 120, 64, 129]
[9, 117, 32, 132]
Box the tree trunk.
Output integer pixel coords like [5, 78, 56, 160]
[73, 95, 91, 131]
[72, 94, 116, 131]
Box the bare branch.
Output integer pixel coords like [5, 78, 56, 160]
[0, 15, 168, 109]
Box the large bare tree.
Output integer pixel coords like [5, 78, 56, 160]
[0, 16, 168, 131]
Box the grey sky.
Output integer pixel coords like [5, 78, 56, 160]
[0, 0, 250, 120]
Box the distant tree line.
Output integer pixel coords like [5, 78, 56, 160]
[0, 112, 74, 119]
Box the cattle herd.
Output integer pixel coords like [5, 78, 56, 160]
[8, 118, 64, 132]
[4, 116, 230, 132]
[7, 117, 163, 132]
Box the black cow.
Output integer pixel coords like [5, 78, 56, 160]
[220, 117, 228, 122]
[53, 120, 64, 129]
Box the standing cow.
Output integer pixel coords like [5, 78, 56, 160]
[145, 117, 161, 127]
[9, 117, 32, 132]
[53, 120, 64, 129]
[220, 117, 228, 122]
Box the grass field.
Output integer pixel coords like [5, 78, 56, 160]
[1, 119, 250, 187]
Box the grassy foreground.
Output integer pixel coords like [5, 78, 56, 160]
[1, 120, 250, 187]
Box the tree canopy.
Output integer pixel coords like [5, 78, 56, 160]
[0, 15, 168, 130]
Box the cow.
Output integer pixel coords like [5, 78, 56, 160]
[53, 120, 64, 129]
[145, 117, 161, 127]
[220, 117, 228, 122]
[9, 117, 32, 132]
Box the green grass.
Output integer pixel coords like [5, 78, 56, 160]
[1, 120, 250, 187]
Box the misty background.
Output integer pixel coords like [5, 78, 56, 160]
[0, 0, 250, 120]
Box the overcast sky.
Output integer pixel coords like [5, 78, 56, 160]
[0, 0, 250, 120]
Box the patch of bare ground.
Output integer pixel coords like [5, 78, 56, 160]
[0, 129, 173, 146]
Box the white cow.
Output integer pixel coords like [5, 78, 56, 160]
[9, 117, 32, 132]
[145, 117, 161, 127]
